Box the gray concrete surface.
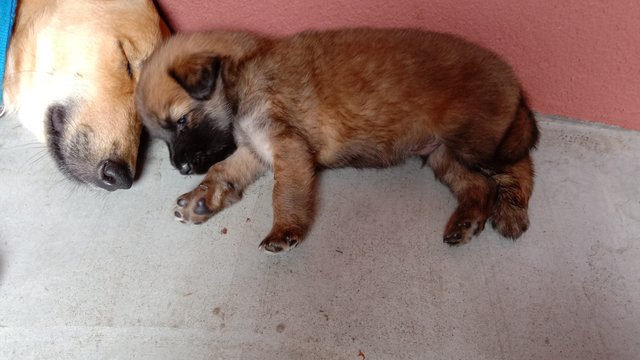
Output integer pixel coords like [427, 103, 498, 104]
[0, 114, 639, 360]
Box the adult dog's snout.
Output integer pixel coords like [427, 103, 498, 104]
[97, 159, 133, 191]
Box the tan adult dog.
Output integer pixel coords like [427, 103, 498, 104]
[1, 0, 166, 190]
[136, 28, 540, 253]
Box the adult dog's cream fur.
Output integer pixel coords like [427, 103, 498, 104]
[2, 0, 165, 190]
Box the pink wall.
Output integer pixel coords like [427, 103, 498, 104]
[157, 0, 640, 130]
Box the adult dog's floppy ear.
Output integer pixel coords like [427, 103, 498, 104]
[169, 54, 221, 101]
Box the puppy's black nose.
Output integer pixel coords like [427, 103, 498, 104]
[179, 162, 193, 175]
[97, 159, 133, 191]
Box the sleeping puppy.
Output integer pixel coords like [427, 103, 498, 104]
[2, 0, 166, 190]
[136, 28, 539, 253]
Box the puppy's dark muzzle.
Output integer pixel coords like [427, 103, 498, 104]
[172, 151, 216, 175]
[179, 162, 194, 175]
[177, 159, 209, 175]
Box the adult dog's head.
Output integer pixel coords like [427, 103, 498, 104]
[134, 32, 267, 175]
[2, 0, 166, 190]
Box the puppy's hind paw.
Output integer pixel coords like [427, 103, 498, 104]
[444, 221, 483, 245]
[259, 229, 302, 254]
[443, 206, 487, 245]
[491, 202, 529, 239]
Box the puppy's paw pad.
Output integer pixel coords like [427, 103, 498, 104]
[194, 199, 212, 215]
[259, 231, 302, 254]
[173, 209, 188, 224]
[443, 231, 464, 245]
[172, 186, 215, 224]
[444, 220, 484, 245]
[177, 197, 188, 208]
[443, 208, 487, 246]
[260, 241, 284, 253]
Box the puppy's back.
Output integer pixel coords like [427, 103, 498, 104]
[263, 28, 523, 167]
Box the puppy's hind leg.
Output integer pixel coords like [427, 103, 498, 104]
[488, 98, 538, 239]
[174, 146, 267, 224]
[490, 154, 534, 239]
[259, 132, 316, 254]
[427, 146, 497, 245]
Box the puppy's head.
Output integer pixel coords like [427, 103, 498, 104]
[3, 0, 167, 190]
[136, 33, 253, 175]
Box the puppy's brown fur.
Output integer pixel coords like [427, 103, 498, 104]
[136, 28, 539, 253]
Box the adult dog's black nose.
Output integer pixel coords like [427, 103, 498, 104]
[97, 159, 133, 191]
[179, 162, 193, 175]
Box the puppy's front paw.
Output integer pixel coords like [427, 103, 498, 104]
[173, 181, 241, 225]
[259, 228, 303, 254]
[173, 184, 214, 224]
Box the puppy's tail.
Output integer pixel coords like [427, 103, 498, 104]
[494, 94, 540, 165]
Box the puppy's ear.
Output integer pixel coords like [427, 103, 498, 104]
[169, 54, 221, 101]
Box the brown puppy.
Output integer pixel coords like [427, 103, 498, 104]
[136, 28, 539, 253]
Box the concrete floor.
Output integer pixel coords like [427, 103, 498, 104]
[0, 114, 639, 359]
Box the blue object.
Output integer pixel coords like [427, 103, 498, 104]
[1, 0, 18, 105]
